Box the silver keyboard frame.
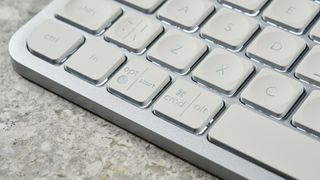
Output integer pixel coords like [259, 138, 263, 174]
[9, 0, 320, 179]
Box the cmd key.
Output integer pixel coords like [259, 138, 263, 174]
[153, 80, 224, 133]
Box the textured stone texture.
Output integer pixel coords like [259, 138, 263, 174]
[0, 0, 217, 179]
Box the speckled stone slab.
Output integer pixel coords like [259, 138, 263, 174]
[0, 0, 217, 179]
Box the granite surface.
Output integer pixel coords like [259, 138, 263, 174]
[0, 0, 217, 179]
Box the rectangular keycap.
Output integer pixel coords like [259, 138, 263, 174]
[293, 90, 320, 136]
[147, 29, 207, 74]
[310, 20, 320, 42]
[192, 48, 253, 95]
[247, 26, 306, 71]
[107, 57, 170, 107]
[27, 20, 84, 64]
[105, 12, 163, 53]
[116, 0, 165, 13]
[153, 80, 224, 133]
[201, 8, 259, 51]
[219, 0, 268, 15]
[296, 45, 320, 87]
[209, 105, 320, 180]
[262, 0, 319, 34]
[241, 68, 304, 118]
[56, 0, 122, 34]
[157, 0, 214, 31]
[65, 39, 125, 84]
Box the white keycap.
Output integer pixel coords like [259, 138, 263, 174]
[241, 68, 304, 118]
[153, 80, 224, 133]
[27, 20, 84, 64]
[209, 105, 320, 180]
[116, 0, 165, 13]
[262, 0, 319, 33]
[296, 45, 320, 87]
[65, 39, 125, 84]
[192, 48, 253, 95]
[219, 0, 268, 15]
[147, 29, 207, 73]
[157, 0, 214, 31]
[293, 91, 320, 136]
[105, 12, 163, 53]
[310, 20, 320, 42]
[201, 8, 259, 51]
[56, 0, 122, 34]
[107, 57, 170, 107]
[247, 26, 306, 71]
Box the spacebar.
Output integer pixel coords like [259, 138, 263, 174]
[209, 105, 320, 180]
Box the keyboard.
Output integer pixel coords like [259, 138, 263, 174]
[9, 0, 320, 179]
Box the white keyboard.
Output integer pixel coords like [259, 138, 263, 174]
[9, 0, 320, 179]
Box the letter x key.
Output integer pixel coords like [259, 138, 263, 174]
[216, 65, 229, 76]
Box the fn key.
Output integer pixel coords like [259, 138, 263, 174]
[65, 39, 126, 85]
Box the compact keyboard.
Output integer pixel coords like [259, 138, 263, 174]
[9, 0, 320, 179]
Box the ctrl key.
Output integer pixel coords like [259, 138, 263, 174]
[27, 20, 85, 64]
[153, 80, 224, 133]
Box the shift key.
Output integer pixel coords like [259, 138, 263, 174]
[153, 80, 224, 133]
